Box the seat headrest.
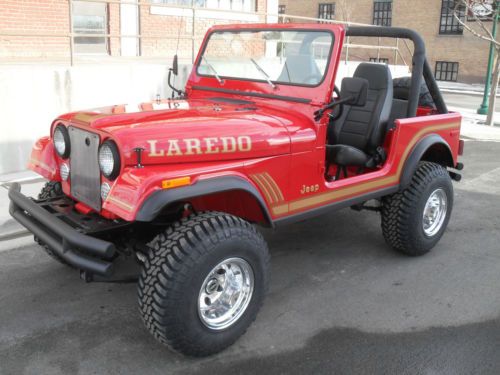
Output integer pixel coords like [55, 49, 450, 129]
[353, 63, 392, 91]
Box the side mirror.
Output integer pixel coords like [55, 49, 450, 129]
[171, 54, 178, 76]
[167, 54, 184, 98]
[340, 77, 368, 107]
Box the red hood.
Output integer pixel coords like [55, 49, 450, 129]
[58, 98, 292, 166]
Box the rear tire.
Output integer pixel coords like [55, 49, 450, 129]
[137, 211, 270, 357]
[381, 162, 453, 256]
[36, 181, 74, 267]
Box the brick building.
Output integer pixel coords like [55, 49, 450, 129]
[278, 0, 496, 83]
[0, 0, 276, 63]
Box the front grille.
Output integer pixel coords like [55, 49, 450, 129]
[69, 127, 101, 211]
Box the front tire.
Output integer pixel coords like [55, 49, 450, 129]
[137, 212, 270, 357]
[381, 162, 453, 256]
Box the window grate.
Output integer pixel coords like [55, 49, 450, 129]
[440, 0, 465, 35]
[72, 1, 109, 55]
[369, 57, 389, 64]
[373, 1, 392, 26]
[318, 3, 335, 23]
[278, 4, 286, 22]
[435, 61, 459, 81]
[151, 0, 256, 11]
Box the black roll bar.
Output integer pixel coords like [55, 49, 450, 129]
[346, 26, 448, 117]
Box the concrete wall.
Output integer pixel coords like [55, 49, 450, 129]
[0, 58, 408, 175]
[0, 62, 190, 175]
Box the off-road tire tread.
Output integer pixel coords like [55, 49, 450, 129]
[381, 161, 452, 256]
[137, 211, 270, 357]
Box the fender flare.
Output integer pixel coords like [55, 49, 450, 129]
[135, 175, 273, 226]
[400, 134, 453, 188]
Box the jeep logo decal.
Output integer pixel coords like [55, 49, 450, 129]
[146, 136, 252, 157]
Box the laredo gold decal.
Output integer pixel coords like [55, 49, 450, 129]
[250, 173, 285, 207]
[147, 136, 252, 157]
[73, 112, 108, 124]
[29, 158, 55, 174]
[147, 140, 164, 157]
[107, 196, 134, 212]
[271, 122, 460, 217]
[167, 140, 183, 156]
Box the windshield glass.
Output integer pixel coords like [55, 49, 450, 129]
[197, 30, 334, 87]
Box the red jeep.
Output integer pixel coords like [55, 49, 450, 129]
[9, 23, 463, 356]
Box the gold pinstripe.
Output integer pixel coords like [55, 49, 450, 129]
[272, 122, 460, 217]
[258, 174, 280, 203]
[30, 158, 55, 174]
[107, 196, 134, 211]
[251, 173, 286, 211]
[250, 174, 275, 204]
[263, 172, 285, 201]
[106, 122, 459, 218]
[73, 113, 107, 123]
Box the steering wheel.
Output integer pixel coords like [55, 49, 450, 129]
[329, 85, 343, 122]
[334, 85, 340, 98]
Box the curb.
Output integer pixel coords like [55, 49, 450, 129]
[0, 217, 29, 242]
[440, 88, 500, 98]
[0, 229, 30, 242]
[0, 176, 45, 242]
[0, 176, 45, 186]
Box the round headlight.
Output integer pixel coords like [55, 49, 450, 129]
[53, 125, 70, 159]
[98, 140, 120, 180]
[60, 163, 70, 181]
[101, 182, 111, 200]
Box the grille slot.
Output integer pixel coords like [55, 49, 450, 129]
[69, 127, 101, 211]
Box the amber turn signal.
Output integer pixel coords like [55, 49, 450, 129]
[161, 176, 191, 189]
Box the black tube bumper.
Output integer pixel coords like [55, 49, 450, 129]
[8, 182, 116, 276]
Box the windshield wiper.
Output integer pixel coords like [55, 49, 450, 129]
[202, 56, 223, 84]
[250, 58, 276, 89]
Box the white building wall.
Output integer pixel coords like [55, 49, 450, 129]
[0, 60, 408, 176]
[0, 63, 190, 175]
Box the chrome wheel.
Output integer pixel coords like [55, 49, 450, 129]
[422, 188, 448, 237]
[198, 257, 254, 330]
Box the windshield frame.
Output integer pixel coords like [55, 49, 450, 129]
[195, 27, 336, 89]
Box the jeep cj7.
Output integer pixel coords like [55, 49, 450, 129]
[9, 23, 463, 356]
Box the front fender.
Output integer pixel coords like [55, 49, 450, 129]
[27, 136, 59, 181]
[135, 175, 273, 226]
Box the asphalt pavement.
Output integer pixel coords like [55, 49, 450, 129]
[1, 139, 500, 374]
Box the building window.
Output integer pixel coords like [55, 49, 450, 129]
[278, 4, 286, 23]
[318, 3, 335, 23]
[370, 57, 389, 64]
[373, 0, 392, 26]
[435, 61, 459, 81]
[72, 1, 109, 54]
[151, 0, 256, 11]
[439, 0, 465, 35]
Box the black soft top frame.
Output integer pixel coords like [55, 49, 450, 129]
[346, 26, 448, 117]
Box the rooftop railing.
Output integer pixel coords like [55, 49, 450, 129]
[0, 0, 412, 68]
